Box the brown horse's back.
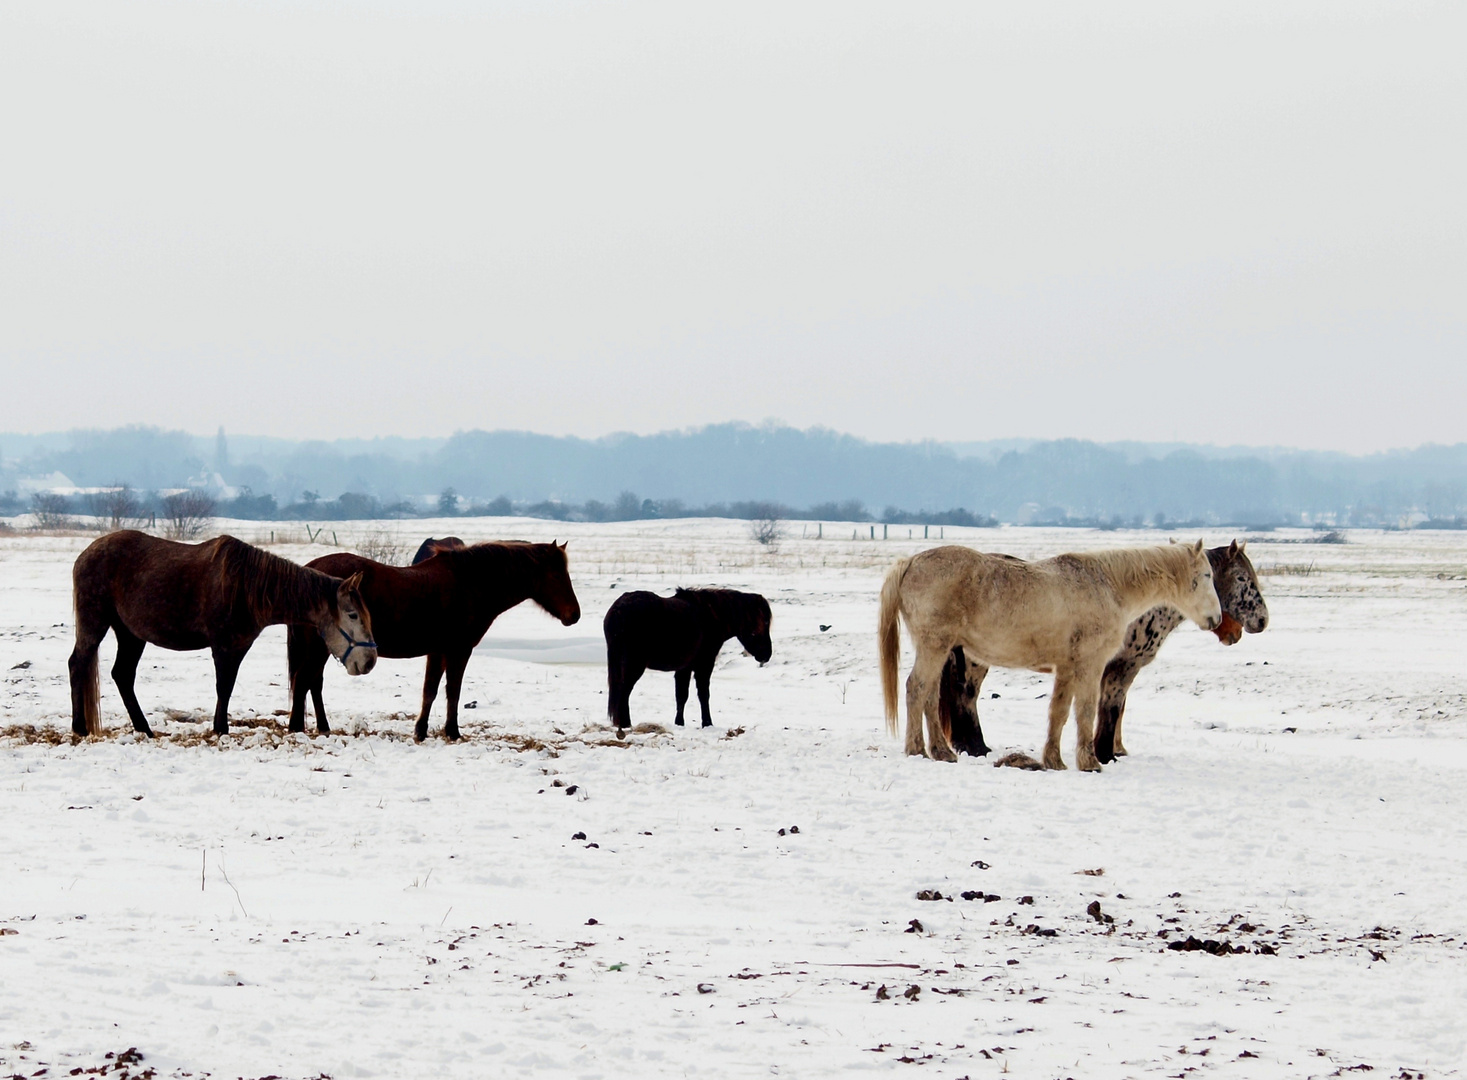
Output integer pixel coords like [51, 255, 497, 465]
[74, 531, 227, 651]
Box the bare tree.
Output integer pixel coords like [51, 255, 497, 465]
[749, 503, 784, 548]
[356, 530, 406, 565]
[161, 490, 217, 540]
[31, 492, 72, 529]
[88, 484, 144, 532]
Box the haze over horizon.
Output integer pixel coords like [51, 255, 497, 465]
[3, 2, 1463, 453]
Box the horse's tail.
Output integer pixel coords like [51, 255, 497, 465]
[879, 557, 911, 733]
[73, 591, 101, 736]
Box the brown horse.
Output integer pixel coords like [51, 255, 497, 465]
[940, 540, 1268, 762]
[69, 531, 375, 737]
[287, 539, 581, 740]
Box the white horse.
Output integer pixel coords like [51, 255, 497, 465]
[879, 541, 1222, 770]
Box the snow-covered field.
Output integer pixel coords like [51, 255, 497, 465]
[3, 519, 1466, 1079]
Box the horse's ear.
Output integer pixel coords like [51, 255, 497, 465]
[559, 541, 568, 551]
[1228, 539, 1240, 557]
[343, 571, 364, 591]
[1237, 540, 1247, 554]
[1193, 538, 1204, 554]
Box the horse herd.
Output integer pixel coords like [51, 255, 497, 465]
[63, 529, 1268, 771]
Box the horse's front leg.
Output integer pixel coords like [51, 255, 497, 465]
[442, 653, 470, 741]
[1071, 668, 1105, 772]
[1043, 671, 1076, 770]
[1095, 656, 1141, 764]
[416, 653, 446, 742]
[904, 646, 947, 759]
[211, 646, 248, 736]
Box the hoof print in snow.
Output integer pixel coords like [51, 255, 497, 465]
[565, 785, 579, 796]
[462, 700, 477, 709]
[1078, 867, 1105, 876]
[971, 859, 990, 869]
[915, 889, 944, 902]
[1018, 895, 1035, 905]
[585, 917, 599, 926]
[1086, 901, 1114, 924]
[904, 919, 924, 934]
[696, 983, 714, 994]
[962, 890, 1001, 902]
[572, 832, 587, 840]
[1021, 924, 1056, 937]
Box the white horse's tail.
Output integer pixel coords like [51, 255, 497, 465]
[879, 557, 911, 733]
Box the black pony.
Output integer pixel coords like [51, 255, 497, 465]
[604, 588, 772, 733]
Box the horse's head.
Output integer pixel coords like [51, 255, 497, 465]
[735, 594, 774, 665]
[1209, 539, 1269, 643]
[1177, 539, 1222, 632]
[320, 571, 377, 675]
[533, 541, 581, 626]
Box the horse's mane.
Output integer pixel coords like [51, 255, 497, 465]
[675, 587, 768, 623]
[212, 536, 333, 623]
[1069, 544, 1200, 597]
[441, 539, 564, 569]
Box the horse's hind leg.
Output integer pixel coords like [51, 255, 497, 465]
[674, 669, 691, 726]
[110, 626, 153, 737]
[904, 646, 947, 759]
[1043, 671, 1076, 770]
[694, 660, 715, 728]
[607, 654, 642, 736]
[210, 646, 247, 736]
[68, 606, 108, 737]
[416, 653, 446, 742]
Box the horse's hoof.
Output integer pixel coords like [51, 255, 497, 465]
[930, 745, 958, 763]
[288, 723, 305, 735]
[445, 728, 461, 742]
[1043, 750, 1067, 770]
[674, 718, 685, 727]
[616, 727, 627, 741]
[1077, 751, 1103, 772]
[1113, 743, 1129, 757]
[413, 722, 429, 743]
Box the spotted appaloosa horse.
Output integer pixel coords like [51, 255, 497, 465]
[941, 540, 1268, 763]
[880, 542, 1222, 770]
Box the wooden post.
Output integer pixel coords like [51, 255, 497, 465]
[817, 522, 822, 540]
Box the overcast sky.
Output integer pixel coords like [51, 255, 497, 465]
[2, 1, 1463, 451]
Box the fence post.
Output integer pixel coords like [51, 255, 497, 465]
[817, 522, 822, 540]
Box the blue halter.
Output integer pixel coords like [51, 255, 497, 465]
[338, 630, 377, 663]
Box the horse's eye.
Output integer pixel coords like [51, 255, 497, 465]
[349, 613, 359, 621]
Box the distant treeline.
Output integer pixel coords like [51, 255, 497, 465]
[6, 423, 1467, 527]
[1, 485, 996, 528]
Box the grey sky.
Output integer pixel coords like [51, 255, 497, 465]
[2, 1, 1462, 452]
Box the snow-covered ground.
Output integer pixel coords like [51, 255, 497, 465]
[2, 519, 1466, 1079]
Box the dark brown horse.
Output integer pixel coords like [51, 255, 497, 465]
[69, 531, 376, 737]
[941, 539, 1267, 761]
[287, 539, 581, 740]
[604, 588, 772, 733]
